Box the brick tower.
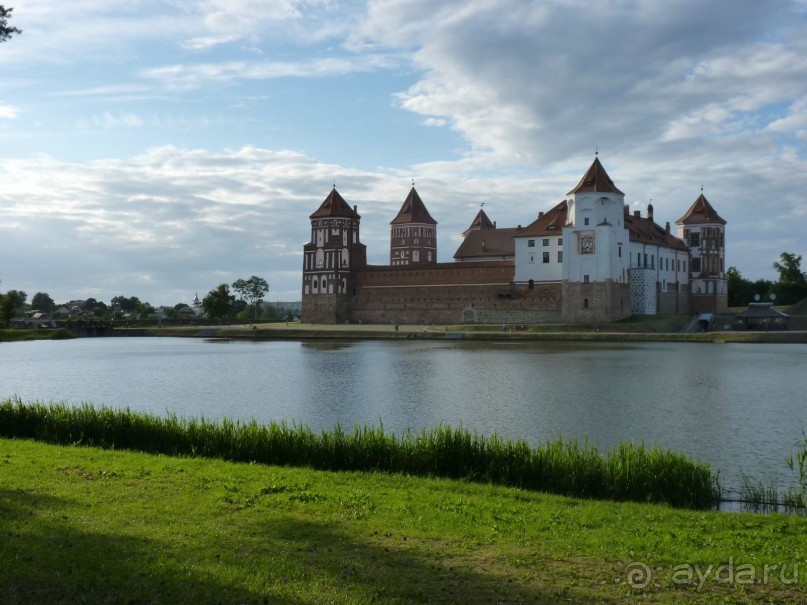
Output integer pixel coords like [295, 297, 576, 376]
[389, 187, 438, 265]
[676, 192, 727, 313]
[301, 187, 366, 323]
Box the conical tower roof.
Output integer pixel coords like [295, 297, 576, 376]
[309, 188, 360, 219]
[567, 156, 624, 195]
[676, 193, 726, 225]
[467, 208, 495, 230]
[390, 187, 437, 225]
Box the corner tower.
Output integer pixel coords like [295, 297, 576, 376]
[561, 156, 631, 322]
[390, 187, 437, 265]
[301, 187, 366, 323]
[676, 192, 727, 313]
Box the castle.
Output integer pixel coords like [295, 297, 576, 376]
[301, 157, 727, 324]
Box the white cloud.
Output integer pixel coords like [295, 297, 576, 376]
[140, 54, 400, 90]
[0, 104, 19, 119]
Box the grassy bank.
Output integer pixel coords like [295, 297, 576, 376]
[0, 328, 74, 342]
[0, 399, 720, 509]
[0, 438, 804, 604]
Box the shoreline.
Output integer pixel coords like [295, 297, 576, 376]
[133, 323, 807, 343]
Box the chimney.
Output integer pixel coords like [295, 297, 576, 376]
[539, 211, 544, 217]
[353, 205, 358, 213]
[647, 203, 654, 221]
[633, 210, 640, 218]
[665, 222, 670, 235]
[494, 221, 497, 228]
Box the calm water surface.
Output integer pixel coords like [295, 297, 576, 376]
[2, 337, 806, 494]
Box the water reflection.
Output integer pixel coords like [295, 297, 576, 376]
[1, 337, 806, 496]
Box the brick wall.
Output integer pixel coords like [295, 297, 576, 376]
[561, 281, 631, 323]
[342, 262, 561, 324]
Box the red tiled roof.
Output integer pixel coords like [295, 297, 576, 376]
[567, 157, 624, 195]
[453, 227, 518, 260]
[625, 211, 688, 251]
[675, 193, 726, 225]
[515, 200, 568, 236]
[390, 187, 437, 225]
[309, 188, 360, 219]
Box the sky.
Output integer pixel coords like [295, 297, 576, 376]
[1, 0, 806, 307]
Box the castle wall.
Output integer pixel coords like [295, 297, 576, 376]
[691, 292, 728, 314]
[561, 281, 631, 323]
[629, 269, 657, 314]
[301, 294, 353, 324]
[658, 286, 690, 315]
[344, 262, 562, 324]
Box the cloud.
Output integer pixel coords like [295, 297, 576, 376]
[139, 54, 400, 90]
[0, 104, 18, 119]
[74, 112, 146, 130]
[355, 0, 801, 163]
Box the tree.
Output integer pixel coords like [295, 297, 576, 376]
[31, 292, 56, 314]
[0, 294, 14, 326]
[726, 267, 754, 308]
[0, 5, 21, 42]
[772, 252, 807, 305]
[202, 284, 235, 322]
[232, 276, 269, 320]
[4, 289, 27, 311]
[111, 295, 142, 315]
[773, 253, 806, 284]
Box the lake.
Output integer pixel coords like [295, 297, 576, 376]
[2, 336, 806, 496]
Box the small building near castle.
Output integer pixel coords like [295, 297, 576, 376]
[301, 157, 727, 324]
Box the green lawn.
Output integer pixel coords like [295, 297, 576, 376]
[1, 438, 804, 604]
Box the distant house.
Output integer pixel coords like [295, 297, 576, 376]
[11, 313, 57, 329]
[735, 302, 789, 330]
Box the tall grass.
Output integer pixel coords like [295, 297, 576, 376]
[0, 398, 721, 509]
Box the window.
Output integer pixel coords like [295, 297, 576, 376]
[542, 252, 550, 263]
[557, 251, 563, 263]
[651, 256, 655, 269]
[584, 298, 589, 308]
[583, 274, 590, 283]
[581, 235, 594, 254]
[528, 239, 535, 247]
[529, 254, 535, 263]
[618, 244, 622, 258]
[542, 239, 549, 246]
[690, 232, 700, 247]
[558, 238, 563, 246]
[691, 258, 701, 272]
[584, 217, 590, 226]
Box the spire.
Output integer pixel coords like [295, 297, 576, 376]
[462, 207, 495, 237]
[390, 187, 437, 225]
[567, 156, 624, 195]
[309, 188, 360, 219]
[676, 193, 726, 225]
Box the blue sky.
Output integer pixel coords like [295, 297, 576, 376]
[1, 0, 806, 306]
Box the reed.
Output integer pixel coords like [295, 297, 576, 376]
[0, 398, 721, 509]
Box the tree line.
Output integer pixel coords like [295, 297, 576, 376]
[727, 252, 807, 308]
[0, 275, 296, 327]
